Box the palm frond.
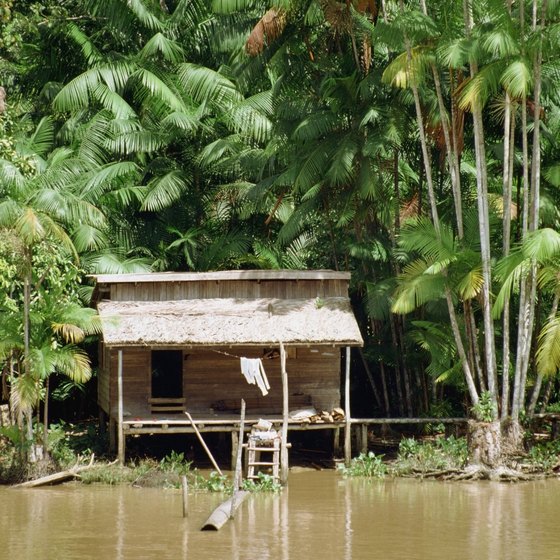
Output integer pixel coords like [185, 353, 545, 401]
[177, 63, 243, 109]
[65, 22, 103, 65]
[522, 228, 560, 261]
[398, 218, 457, 263]
[141, 171, 192, 211]
[493, 250, 528, 317]
[501, 58, 533, 98]
[382, 47, 433, 89]
[537, 316, 560, 376]
[25, 117, 54, 158]
[133, 68, 186, 112]
[392, 259, 447, 314]
[72, 224, 109, 252]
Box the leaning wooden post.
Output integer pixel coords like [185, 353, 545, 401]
[344, 346, 351, 466]
[117, 349, 125, 465]
[280, 342, 289, 484]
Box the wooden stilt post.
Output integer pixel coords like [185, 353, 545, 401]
[280, 342, 289, 485]
[344, 346, 351, 466]
[117, 349, 125, 465]
[108, 418, 116, 452]
[333, 427, 341, 456]
[360, 424, 368, 454]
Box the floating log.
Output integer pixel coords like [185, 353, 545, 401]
[201, 491, 250, 531]
[12, 455, 98, 489]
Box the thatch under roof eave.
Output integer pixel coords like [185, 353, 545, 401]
[97, 297, 364, 348]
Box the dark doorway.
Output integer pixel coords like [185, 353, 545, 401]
[151, 350, 183, 398]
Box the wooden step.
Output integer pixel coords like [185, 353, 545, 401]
[248, 461, 275, 466]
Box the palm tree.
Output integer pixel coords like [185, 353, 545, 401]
[0, 117, 105, 454]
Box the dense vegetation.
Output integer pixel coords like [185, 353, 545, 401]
[2, 0, 560, 472]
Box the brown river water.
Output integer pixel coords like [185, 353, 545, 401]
[2, 470, 560, 560]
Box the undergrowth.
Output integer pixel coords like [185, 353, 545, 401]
[337, 452, 387, 478]
[393, 436, 468, 475]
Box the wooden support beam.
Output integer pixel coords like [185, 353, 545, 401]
[333, 427, 341, 456]
[344, 346, 351, 466]
[360, 424, 368, 454]
[280, 342, 289, 485]
[117, 349, 124, 465]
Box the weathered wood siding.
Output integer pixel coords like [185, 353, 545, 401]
[97, 344, 111, 414]
[108, 279, 348, 302]
[105, 346, 340, 418]
[184, 346, 340, 414]
[108, 348, 151, 417]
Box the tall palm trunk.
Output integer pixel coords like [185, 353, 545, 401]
[512, 0, 545, 420]
[396, 0, 478, 404]
[465, 0, 498, 406]
[501, 92, 516, 418]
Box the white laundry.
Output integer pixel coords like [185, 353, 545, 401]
[240, 358, 270, 396]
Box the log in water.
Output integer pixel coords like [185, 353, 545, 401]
[201, 490, 250, 531]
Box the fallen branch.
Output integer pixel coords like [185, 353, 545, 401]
[11, 454, 110, 489]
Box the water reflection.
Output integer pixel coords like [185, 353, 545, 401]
[2, 474, 560, 560]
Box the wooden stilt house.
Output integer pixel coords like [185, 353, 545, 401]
[91, 270, 363, 475]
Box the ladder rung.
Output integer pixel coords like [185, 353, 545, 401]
[248, 447, 279, 452]
[248, 461, 274, 466]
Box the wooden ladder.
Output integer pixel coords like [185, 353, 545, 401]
[246, 434, 280, 482]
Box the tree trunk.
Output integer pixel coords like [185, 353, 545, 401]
[467, 420, 502, 469]
[467, 419, 524, 470]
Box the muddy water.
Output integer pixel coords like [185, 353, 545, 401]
[1, 471, 560, 560]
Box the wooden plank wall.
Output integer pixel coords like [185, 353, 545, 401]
[184, 346, 340, 415]
[110, 279, 348, 302]
[97, 344, 111, 414]
[103, 345, 341, 418]
[108, 348, 151, 417]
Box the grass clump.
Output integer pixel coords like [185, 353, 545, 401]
[393, 436, 468, 475]
[337, 452, 387, 478]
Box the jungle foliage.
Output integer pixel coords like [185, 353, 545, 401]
[2, 0, 560, 466]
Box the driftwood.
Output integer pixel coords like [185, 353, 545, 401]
[201, 491, 250, 531]
[12, 455, 101, 489]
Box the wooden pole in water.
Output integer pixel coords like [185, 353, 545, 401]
[280, 342, 289, 484]
[230, 399, 246, 519]
[181, 475, 188, 518]
[344, 346, 352, 466]
[117, 349, 124, 465]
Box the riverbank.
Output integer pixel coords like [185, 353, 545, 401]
[3, 419, 560, 486]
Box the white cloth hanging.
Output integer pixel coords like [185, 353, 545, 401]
[240, 357, 270, 396]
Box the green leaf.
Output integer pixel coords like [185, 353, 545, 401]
[537, 316, 560, 376]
